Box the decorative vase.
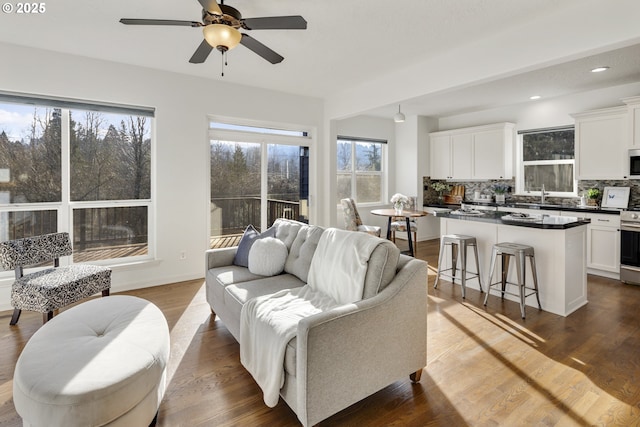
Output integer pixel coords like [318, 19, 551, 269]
[587, 198, 598, 206]
[495, 194, 505, 204]
[394, 205, 403, 215]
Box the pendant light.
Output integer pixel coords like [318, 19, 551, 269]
[393, 104, 406, 123]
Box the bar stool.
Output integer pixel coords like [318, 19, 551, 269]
[483, 242, 541, 319]
[434, 234, 482, 298]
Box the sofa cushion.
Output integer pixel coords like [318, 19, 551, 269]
[248, 237, 288, 276]
[233, 225, 276, 267]
[272, 218, 303, 250]
[208, 265, 266, 288]
[224, 274, 305, 317]
[362, 240, 400, 299]
[284, 225, 324, 283]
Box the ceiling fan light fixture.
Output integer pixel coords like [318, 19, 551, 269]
[393, 105, 405, 123]
[203, 24, 242, 51]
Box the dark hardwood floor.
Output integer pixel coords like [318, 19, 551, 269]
[2, 238, 640, 426]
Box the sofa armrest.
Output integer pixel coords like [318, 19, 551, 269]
[205, 247, 237, 270]
[294, 258, 428, 426]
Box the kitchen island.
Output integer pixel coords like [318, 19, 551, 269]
[433, 210, 590, 317]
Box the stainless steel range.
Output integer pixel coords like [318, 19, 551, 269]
[620, 210, 640, 285]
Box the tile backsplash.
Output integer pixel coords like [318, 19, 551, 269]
[423, 177, 640, 208]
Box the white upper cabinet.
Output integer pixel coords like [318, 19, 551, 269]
[623, 96, 640, 148]
[429, 123, 514, 180]
[572, 106, 628, 180]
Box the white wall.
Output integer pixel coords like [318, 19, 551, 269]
[394, 115, 440, 241]
[0, 42, 324, 310]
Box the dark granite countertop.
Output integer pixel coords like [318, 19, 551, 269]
[425, 200, 621, 216]
[431, 209, 591, 230]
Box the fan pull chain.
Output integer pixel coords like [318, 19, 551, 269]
[220, 51, 230, 77]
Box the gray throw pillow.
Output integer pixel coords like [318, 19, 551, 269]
[233, 225, 276, 267]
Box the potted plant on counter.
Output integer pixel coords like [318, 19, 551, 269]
[431, 182, 450, 204]
[493, 183, 509, 204]
[587, 188, 600, 206]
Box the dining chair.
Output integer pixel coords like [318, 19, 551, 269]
[340, 198, 381, 237]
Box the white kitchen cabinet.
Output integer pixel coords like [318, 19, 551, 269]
[560, 211, 620, 278]
[623, 96, 640, 148]
[429, 122, 514, 180]
[572, 106, 628, 180]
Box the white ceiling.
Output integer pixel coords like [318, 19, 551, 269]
[1, 0, 640, 119]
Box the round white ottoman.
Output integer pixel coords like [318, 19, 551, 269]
[13, 295, 170, 427]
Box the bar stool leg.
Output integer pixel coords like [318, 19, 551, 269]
[515, 251, 526, 319]
[484, 247, 498, 306]
[460, 242, 467, 299]
[434, 239, 446, 288]
[472, 243, 483, 293]
[451, 243, 458, 281]
[501, 253, 510, 299]
[529, 254, 542, 310]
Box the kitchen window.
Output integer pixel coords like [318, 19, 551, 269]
[517, 126, 576, 196]
[336, 137, 385, 204]
[0, 94, 154, 266]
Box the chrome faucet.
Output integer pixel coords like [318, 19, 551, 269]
[540, 184, 549, 204]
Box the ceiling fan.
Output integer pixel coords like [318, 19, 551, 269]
[120, 0, 307, 66]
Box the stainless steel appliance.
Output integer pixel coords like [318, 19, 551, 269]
[620, 209, 640, 284]
[629, 149, 640, 178]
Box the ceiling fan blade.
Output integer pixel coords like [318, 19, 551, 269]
[120, 18, 202, 27]
[242, 15, 307, 30]
[198, 0, 222, 15]
[240, 34, 284, 64]
[189, 39, 214, 64]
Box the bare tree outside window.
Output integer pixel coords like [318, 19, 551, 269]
[0, 100, 153, 263]
[337, 138, 384, 204]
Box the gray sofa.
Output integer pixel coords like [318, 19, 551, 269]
[205, 218, 428, 426]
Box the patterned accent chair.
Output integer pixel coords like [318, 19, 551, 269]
[340, 198, 382, 237]
[0, 232, 112, 325]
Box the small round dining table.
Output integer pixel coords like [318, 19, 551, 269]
[370, 208, 427, 257]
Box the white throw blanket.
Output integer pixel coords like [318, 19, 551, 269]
[240, 285, 338, 407]
[240, 228, 382, 407]
[307, 228, 382, 305]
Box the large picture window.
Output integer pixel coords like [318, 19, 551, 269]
[0, 95, 153, 265]
[518, 127, 576, 196]
[337, 137, 385, 204]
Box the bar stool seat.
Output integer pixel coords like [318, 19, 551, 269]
[483, 242, 541, 318]
[434, 234, 482, 298]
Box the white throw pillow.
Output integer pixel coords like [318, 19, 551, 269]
[248, 237, 288, 276]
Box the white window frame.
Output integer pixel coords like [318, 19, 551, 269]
[208, 116, 314, 234]
[336, 137, 386, 206]
[516, 127, 577, 197]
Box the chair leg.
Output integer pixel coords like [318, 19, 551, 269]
[484, 248, 498, 306]
[412, 230, 417, 251]
[434, 239, 446, 288]
[9, 308, 21, 326]
[43, 311, 54, 324]
[102, 289, 110, 297]
[410, 368, 423, 383]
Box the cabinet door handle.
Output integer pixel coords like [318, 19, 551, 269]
[596, 219, 610, 222]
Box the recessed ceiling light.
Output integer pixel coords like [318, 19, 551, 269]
[530, 95, 541, 100]
[591, 66, 610, 73]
